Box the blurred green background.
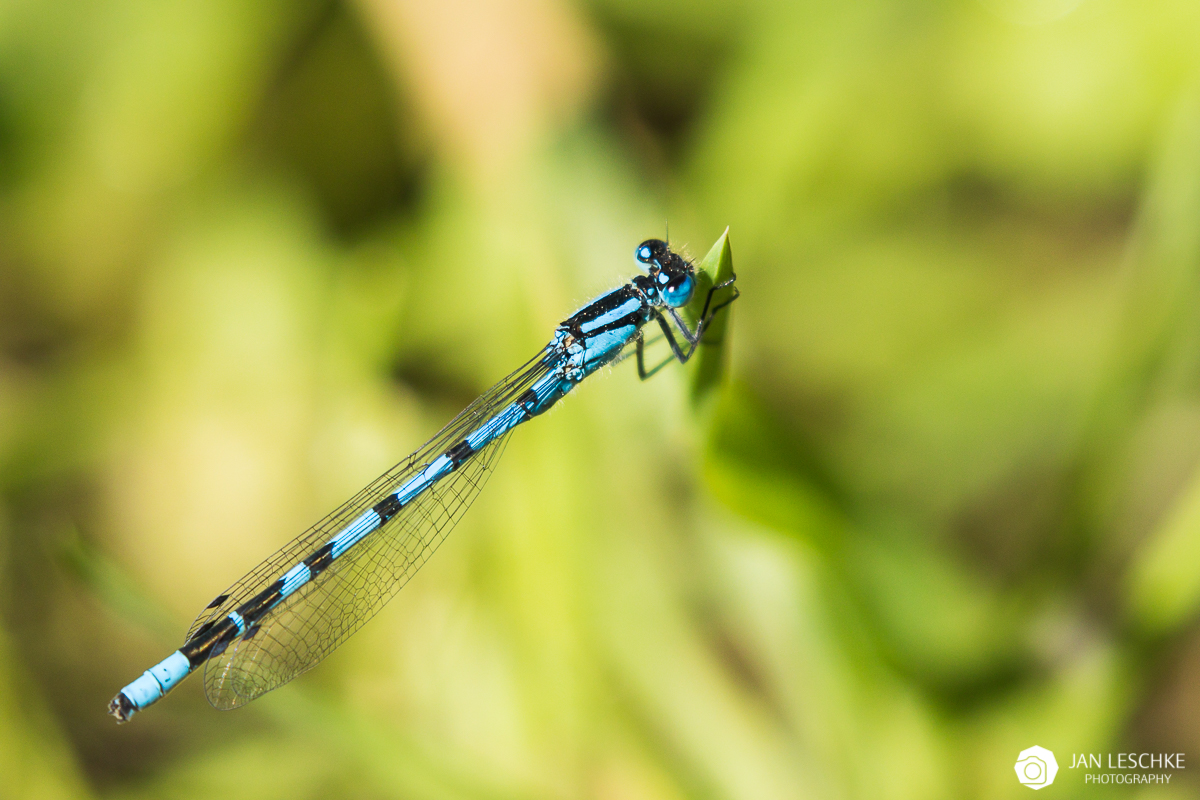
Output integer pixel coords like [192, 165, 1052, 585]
[4, 0, 1200, 798]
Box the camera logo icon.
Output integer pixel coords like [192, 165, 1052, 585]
[1014, 746, 1058, 789]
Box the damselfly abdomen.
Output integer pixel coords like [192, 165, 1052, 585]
[109, 238, 738, 722]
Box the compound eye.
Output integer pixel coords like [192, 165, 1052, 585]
[635, 239, 667, 268]
[662, 274, 694, 308]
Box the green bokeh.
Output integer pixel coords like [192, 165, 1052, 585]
[3, 1, 1200, 798]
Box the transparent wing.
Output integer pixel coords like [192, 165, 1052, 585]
[204, 431, 512, 709]
[183, 349, 552, 707]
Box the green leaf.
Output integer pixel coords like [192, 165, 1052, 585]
[686, 227, 737, 407]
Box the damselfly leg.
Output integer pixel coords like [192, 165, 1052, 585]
[633, 275, 740, 380]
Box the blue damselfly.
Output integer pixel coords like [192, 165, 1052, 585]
[109, 238, 738, 722]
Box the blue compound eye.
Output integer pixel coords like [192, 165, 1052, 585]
[662, 274, 694, 308]
[635, 239, 667, 270]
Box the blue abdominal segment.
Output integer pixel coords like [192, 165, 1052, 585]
[114, 651, 191, 712]
[279, 563, 310, 600]
[329, 509, 387, 559]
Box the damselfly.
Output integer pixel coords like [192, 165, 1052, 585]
[109, 238, 738, 722]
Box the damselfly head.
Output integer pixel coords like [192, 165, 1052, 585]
[635, 239, 670, 270]
[635, 239, 695, 309]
